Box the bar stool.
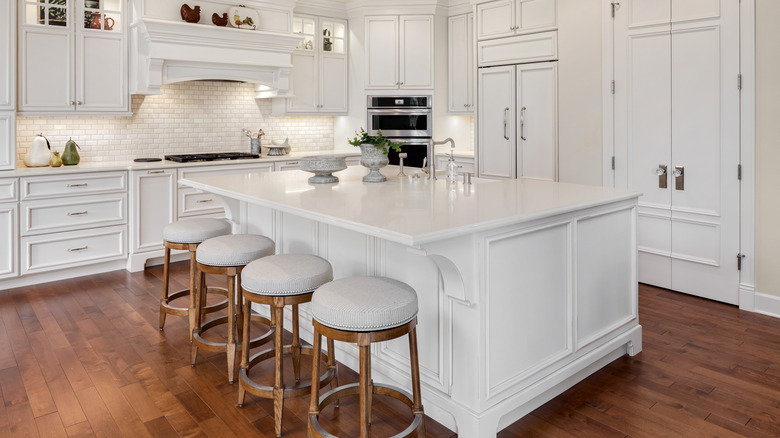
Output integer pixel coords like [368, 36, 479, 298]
[238, 254, 338, 438]
[191, 233, 275, 383]
[160, 218, 232, 340]
[308, 276, 425, 438]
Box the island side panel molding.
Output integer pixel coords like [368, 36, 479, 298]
[483, 220, 574, 401]
[575, 205, 638, 349]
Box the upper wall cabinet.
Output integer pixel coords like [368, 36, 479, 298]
[287, 15, 348, 114]
[476, 0, 556, 41]
[18, 0, 128, 114]
[449, 13, 473, 113]
[0, 0, 15, 111]
[365, 15, 433, 90]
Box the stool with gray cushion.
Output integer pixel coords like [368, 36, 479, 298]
[238, 254, 338, 438]
[160, 218, 232, 340]
[191, 233, 275, 383]
[308, 276, 426, 438]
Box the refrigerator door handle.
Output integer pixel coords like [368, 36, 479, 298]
[503, 107, 510, 140]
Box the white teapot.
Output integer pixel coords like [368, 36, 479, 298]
[24, 133, 51, 167]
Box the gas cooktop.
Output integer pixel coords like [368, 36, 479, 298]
[164, 152, 260, 163]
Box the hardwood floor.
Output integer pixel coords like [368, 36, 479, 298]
[1, 265, 779, 437]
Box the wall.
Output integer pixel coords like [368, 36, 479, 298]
[15, 81, 335, 165]
[556, 0, 603, 186]
[755, 0, 780, 298]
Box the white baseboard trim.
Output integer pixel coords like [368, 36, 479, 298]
[753, 291, 780, 320]
[739, 283, 756, 311]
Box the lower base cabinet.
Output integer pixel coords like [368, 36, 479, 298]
[130, 169, 176, 254]
[0, 202, 17, 279]
[21, 226, 126, 275]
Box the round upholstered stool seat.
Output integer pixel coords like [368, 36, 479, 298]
[163, 218, 232, 244]
[308, 276, 425, 438]
[158, 218, 232, 339]
[311, 276, 418, 332]
[191, 234, 275, 383]
[238, 254, 337, 438]
[196, 234, 275, 267]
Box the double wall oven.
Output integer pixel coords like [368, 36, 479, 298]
[367, 95, 431, 168]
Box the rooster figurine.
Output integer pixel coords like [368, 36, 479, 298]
[180, 4, 200, 23]
[212, 12, 228, 26]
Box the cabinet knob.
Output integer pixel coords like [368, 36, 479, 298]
[70, 101, 76, 106]
[76, 101, 83, 106]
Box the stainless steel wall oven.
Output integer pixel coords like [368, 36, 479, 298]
[367, 95, 432, 168]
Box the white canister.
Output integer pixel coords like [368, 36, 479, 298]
[24, 134, 52, 167]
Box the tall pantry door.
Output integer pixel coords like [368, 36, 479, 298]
[614, 0, 740, 304]
[516, 62, 557, 181]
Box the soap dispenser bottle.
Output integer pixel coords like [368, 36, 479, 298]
[446, 151, 458, 183]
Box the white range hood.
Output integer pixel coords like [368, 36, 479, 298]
[129, 18, 302, 97]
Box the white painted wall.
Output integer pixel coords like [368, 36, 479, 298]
[556, 0, 603, 186]
[755, 0, 780, 298]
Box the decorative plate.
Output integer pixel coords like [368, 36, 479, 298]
[228, 6, 258, 30]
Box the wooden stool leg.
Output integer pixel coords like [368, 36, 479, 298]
[308, 329, 323, 418]
[236, 274, 244, 343]
[273, 302, 285, 437]
[291, 304, 302, 382]
[187, 247, 198, 341]
[159, 246, 171, 330]
[238, 293, 251, 406]
[367, 347, 373, 426]
[409, 327, 425, 427]
[191, 269, 206, 366]
[359, 344, 371, 438]
[226, 273, 237, 384]
[326, 337, 339, 406]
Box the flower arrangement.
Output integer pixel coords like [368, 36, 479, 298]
[348, 128, 403, 155]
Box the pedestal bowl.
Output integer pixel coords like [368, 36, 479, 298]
[300, 155, 348, 184]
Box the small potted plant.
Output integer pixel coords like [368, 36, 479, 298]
[323, 29, 333, 52]
[349, 128, 403, 183]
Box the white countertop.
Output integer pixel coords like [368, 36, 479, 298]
[182, 166, 640, 246]
[0, 151, 360, 177]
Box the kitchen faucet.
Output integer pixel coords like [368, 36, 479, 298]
[424, 138, 455, 180]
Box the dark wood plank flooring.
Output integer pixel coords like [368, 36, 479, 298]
[1, 264, 779, 437]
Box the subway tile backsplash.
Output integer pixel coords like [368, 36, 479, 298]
[16, 81, 334, 165]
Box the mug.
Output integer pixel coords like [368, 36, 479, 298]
[89, 12, 115, 31]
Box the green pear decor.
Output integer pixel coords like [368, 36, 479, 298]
[61, 138, 81, 165]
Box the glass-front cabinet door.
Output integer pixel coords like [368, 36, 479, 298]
[321, 20, 345, 54]
[293, 16, 316, 51]
[19, 0, 127, 113]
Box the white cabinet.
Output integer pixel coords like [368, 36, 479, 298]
[1, 1, 15, 171]
[476, 0, 556, 41]
[0, 113, 15, 170]
[0, 178, 18, 279]
[130, 168, 175, 254]
[435, 154, 475, 175]
[18, 0, 128, 114]
[19, 172, 127, 275]
[274, 160, 301, 172]
[478, 62, 557, 180]
[177, 163, 273, 218]
[449, 13, 474, 113]
[1, 0, 15, 110]
[365, 15, 434, 90]
[287, 16, 348, 113]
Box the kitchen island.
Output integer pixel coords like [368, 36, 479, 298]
[180, 166, 642, 437]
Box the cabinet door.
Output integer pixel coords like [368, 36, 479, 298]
[448, 14, 474, 112]
[476, 0, 514, 41]
[288, 51, 318, 112]
[517, 0, 557, 33]
[478, 65, 516, 179]
[0, 112, 14, 170]
[516, 62, 556, 181]
[320, 54, 348, 112]
[0, 203, 17, 279]
[131, 169, 175, 253]
[0, 0, 15, 110]
[399, 16, 433, 89]
[20, 29, 74, 112]
[78, 32, 127, 112]
[365, 16, 399, 89]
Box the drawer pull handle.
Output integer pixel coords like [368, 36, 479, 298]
[67, 183, 88, 188]
[196, 199, 213, 203]
[148, 170, 165, 174]
[68, 246, 88, 252]
[67, 211, 88, 216]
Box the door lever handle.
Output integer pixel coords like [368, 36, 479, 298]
[673, 166, 684, 190]
[503, 107, 510, 140]
[656, 164, 667, 189]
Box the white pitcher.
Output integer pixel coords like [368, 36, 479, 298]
[24, 133, 51, 167]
